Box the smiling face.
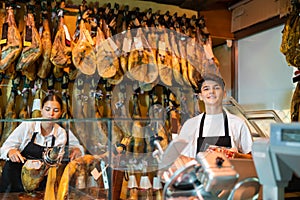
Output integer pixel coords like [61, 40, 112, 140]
[199, 80, 226, 113]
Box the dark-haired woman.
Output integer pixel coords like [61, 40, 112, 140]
[0, 92, 67, 193]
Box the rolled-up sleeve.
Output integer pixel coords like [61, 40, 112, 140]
[0, 122, 32, 160]
[68, 130, 85, 155]
[239, 123, 253, 154]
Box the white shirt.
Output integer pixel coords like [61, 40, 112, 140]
[177, 111, 253, 158]
[68, 129, 85, 155]
[0, 121, 67, 160]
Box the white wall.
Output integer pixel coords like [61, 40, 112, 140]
[237, 25, 295, 111]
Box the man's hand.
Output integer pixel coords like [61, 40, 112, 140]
[8, 149, 26, 163]
[234, 152, 252, 159]
[69, 147, 82, 161]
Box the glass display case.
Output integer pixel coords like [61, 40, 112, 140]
[0, 117, 165, 200]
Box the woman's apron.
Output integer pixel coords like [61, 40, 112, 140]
[0, 132, 55, 192]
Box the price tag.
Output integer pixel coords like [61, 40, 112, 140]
[24, 40, 32, 47]
[0, 39, 7, 45]
[91, 167, 101, 180]
[1, 22, 8, 45]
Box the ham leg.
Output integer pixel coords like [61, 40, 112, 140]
[72, 20, 96, 75]
[37, 18, 52, 79]
[0, 8, 22, 72]
[50, 17, 72, 69]
[0, 81, 18, 146]
[16, 13, 42, 81]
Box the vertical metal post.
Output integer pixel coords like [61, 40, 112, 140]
[107, 118, 112, 200]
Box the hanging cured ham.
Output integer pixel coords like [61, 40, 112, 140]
[105, 26, 123, 85]
[146, 28, 158, 61]
[0, 77, 3, 139]
[50, 16, 72, 69]
[31, 87, 43, 118]
[104, 82, 126, 148]
[280, 8, 300, 68]
[82, 76, 97, 119]
[170, 31, 184, 86]
[71, 74, 88, 146]
[186, 33, 202, 90]
[196, 18, 220, 75]
[147, 90, 169, 151]
[157, 29, 173, 86]
[178, 35, 190, 86]
[94, 26, 107, 65]
[61, 73, 73, 126]
[37, 18, 52, 79]
[94, 91, 109, 153]
[94, 109, 109, 153]
[113, 85, 132, 136]
[95, 23, 119, 79]
[127, 28, 158, 84]
[0, 8, 4, 29]
[0, 7, 22, 72]
[131, 90, 146, 155]
[280, 4, 300, 121]
[53, 63, 65, 79]
[120, 28, 132, 74]
[18, 86, 30, 119]
[0, 83, 18, 147]
[72, 20, 96, 75]
[16, 12, 42, 81]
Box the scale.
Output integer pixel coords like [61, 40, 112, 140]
[252, 123, 300, 200]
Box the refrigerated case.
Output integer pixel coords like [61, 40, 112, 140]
[0, 117, 164, 200]
[224, 97, 284, 138]
[0, 97, 289, 200]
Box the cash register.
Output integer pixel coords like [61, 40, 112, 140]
[252, 123, 300, 200]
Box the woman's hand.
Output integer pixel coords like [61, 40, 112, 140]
[69, 147, 82, 161]
[8, 149, 26, 163]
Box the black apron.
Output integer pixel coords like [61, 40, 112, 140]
[196, 110, 232, 154]
[0, 132, 55, 193]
